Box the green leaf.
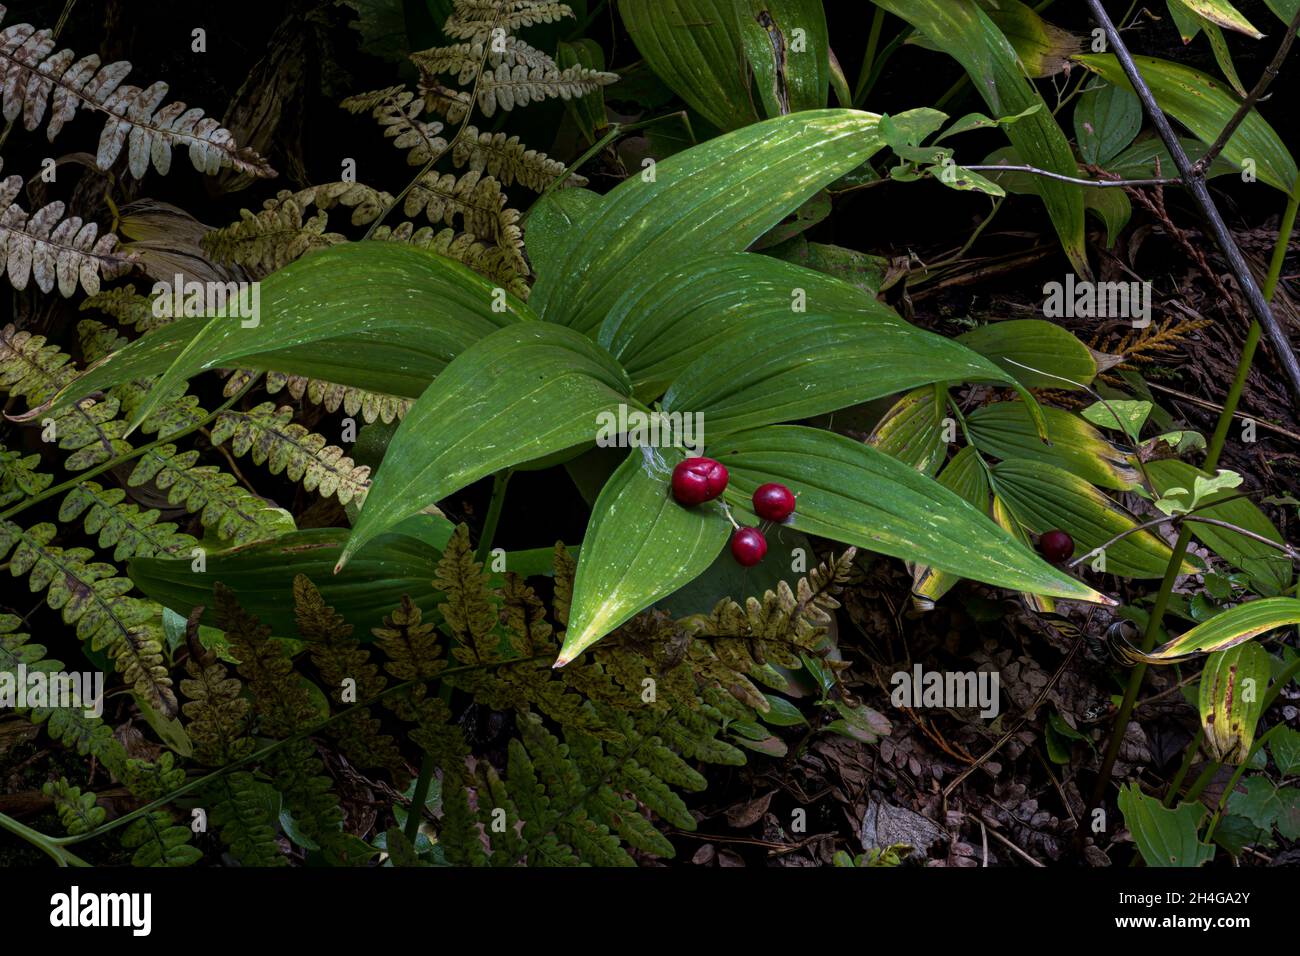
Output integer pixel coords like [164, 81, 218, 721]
[967, 402, 1140, 490]
[957, 319, 1098, 389]
[990, 459, 1188, 578]
[1081, 399, 1152, 440]
[867, 385, 947, 476]
[1085, 186, 1133, 249]
[558, 40, 610, 143]
[524, 187, 604, 285]
[977, 0, 1081, 78]
[1170, 0, 1263, 37]
[739, 0, 832, 115]
[1135, 597, 1300, 662]
[1270, 727, 1300, 777]
[1229, 779, 1300, 839]
[1103, 133, 1239, 180]
[338, 324, 635, 570]
[911, 446, 990, 609]
[129, 525, 448, 636]
[1167, 0, 1205, 41]
[1074, 81, 1142, 165]
[1117, 783, 1215, 867]
[871, 0, 1088, 275]
[619, 0, 761, 131]
[599, 252, 888, 399]
[763, 236, 889, 296]
[710, 426, 1110, 604]
[760, 694, 809, 727]
[1199, 642, 1272, 764]
[531, 109, 887, 333]
[663, 311, 1033, 439]
[557, 448, 730, 664]
[1152, 468, 1243, 516]
[41, 244, 529, 428]
[1073, 54, 1297, 196]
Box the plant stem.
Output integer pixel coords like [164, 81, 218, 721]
[475, 468, 512, 565]
[404, 753, 437, 844]
[1163, 727, 1203, 806]
[855, 8, 886, 105]
[1085, 172, 1300, 823]
[0, 811, 88, 866]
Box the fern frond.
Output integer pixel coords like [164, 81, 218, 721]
[371, 594, 446, 683]
[79, 320, 204, 438]
[58, 481, 196, 561]
[444, 0, 574, 41]
[43, 778, 106, 835]
[0, 613, 129, 775]
[120, 811, 201, 866]
[370, 220, 529, 296]
[294, 575, 405, 780]
[0, 167, 135, 295]
[436, 524, 501, 663]
[129, 442, 293, 545]
[0, 13, 273, 179]
[81, 284, 166, 332]
[181, 653, 255, 766]
[0, 445, 51, 505]
[0, 521, 175, 714]
[211, 402, 372, 506]
[454, 126, 579, 191]
[403, 168, 524, 262]
[341, 86, 448, 165]
[473, 59, 616, 117]
[264, 370, 412, 425]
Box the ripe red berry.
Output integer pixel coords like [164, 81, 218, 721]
[1038, 529, 1075, 563]
[731, 527, 767, 566]
[671, 457, 728, 506]
[752, 482, 796, 522]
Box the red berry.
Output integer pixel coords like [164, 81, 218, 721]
[752, 482, 796, 522]
[671, 457, 728, 506]
[731, 527, 767, 566]
[1038, 529, 1075, 563]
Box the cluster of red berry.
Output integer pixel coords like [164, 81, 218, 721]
[670, 457, 796, 567]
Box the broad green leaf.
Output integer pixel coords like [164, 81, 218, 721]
[1167, 0, 1204, 41]
[958, 319, 1098, 389]
[618, 0, 761, 131]
[763, 236, 889, 296]
[867, 385, 947, 476]
[1271, 727, 1300, 777]
[1104, 133, 1239, 180]
[129, 525, 449, 636]
[976, 0, 1081, 77]
[1118, 783, 1215, 867]
[739, 0, 831, 115]
[1199, 642, 1272, 764]
[935, 104, 1042, 141]
[710, 426, 1110, 604]
[871, 0, 1088, 275]
[1081, 399, 1152, 440]
[40, 244, 529, 427]
[662, 312, 1036, 439]
[523, 187, 604, 285]
[1134, 597, 1300, 662]
[531, 109, 888, 333]
[1201, 19, 1248, 95]
[339, 324, 636, 570]
[1170, 0, 1263, 37]
[1074, 81, 1142, 165]
[990, 493, 1056, 614]
[991, 459, 1191, 578]
[1229, 779, 1300, 840]
[557, 448, 730, 664]
[1085, 186, 1133, 248]
[598, 251, 897, 399]
[1073, 54, 1298, 196]
[967, 402, 1140, 490]
[911, 446, 990, 609]
[1264, 0, 1300, 28]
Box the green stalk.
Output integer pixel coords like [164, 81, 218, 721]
[1089, 176, 1300, 816]
[0, 812, 88, 866]
[854, 8, 886, 105]
[474, 468, 513, 565]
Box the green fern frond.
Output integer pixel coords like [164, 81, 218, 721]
[78, 319, 205, 439]
[0, 522, 175, 715]
[0, 446, 51, 505]
[211, 402, 372, 506]
[81, 284, 169, 332]
[371, 594, 446, 683]
[0, 323, 76, 405]
[58, 481, 196, 561]
[120, 811, 202, 867]
[43, 778, 107, 835]
[436, 524, 500, 663]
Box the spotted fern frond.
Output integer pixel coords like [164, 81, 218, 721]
[453, 126, 578, 191]
[210, 402, 372, 506]
[340, 86, 448, 165]
[0, 445, 50, 505]
[0, 165, 135, 295]
[370, 220, 529, 296]
[58, 481, 197, 561]
[81, 284, 164, 331]
[403, 168, 524, 262]
[0, 9, 274, 179]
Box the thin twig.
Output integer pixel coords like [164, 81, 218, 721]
[962, 164, 1178, 188]
[1085, 0, 1300, 403]
[1191, 7, 1300, 176]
